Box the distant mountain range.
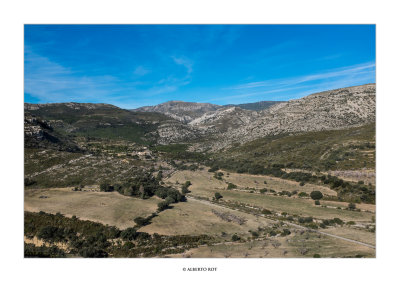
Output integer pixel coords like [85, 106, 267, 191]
[132, 100, 282, 123]
[25, 84, 376, 152]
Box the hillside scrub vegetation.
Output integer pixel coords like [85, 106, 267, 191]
[24, 211, 214, 258]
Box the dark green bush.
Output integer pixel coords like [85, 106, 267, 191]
[214, 192, 223, 200]
[262, 209, 272, 215]
[157, 201, 170, 212]
[310, 191, 323, 200]
[348, 203, 357, 210]
[231, 234, 240, 241]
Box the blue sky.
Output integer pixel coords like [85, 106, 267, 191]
[24, 25, 375, 109]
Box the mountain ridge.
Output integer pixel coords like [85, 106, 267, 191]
[24, 83, 376, 151]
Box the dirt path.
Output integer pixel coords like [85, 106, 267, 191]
[187, 196, 376, 249]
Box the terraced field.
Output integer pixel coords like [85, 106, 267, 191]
[24, 188, 161, 229]
[166, 169, 375, 222]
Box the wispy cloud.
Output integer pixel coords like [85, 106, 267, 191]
[133, 66, 150, 76]
[207, 62, 375, 104]
[230, 62, 375, 90]
[172, 56, 193, 74]
[24, 46, 195, 107]
[24, 48, 120, 103]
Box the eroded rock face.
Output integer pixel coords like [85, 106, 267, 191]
[156, 120, 203, 144]
[155, 84, 375, 151]
[204, 84, 376, 151]
[24, 113, 81, 152]
[132, 101, 222, 123]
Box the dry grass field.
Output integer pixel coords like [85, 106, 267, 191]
[321, 226, 376, 246]
[24, 188, 160, 229]
[139, 197, 276, 236]
[169, 230, 375, 258]
[24, 170, 375, 258]
[167, 169, 337, 196]
[166, 170, 375, 222]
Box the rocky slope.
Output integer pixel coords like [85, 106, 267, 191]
[189, 106, 259, 133]
[132, 101, 222, 123]
[225, 101, 282, 111]
[202, 84, 376, 151]
[24, 113, 81, 152]
[132, 100, 282, 123]
[25, 84, 376, 151]
[24, 102, 174, 144]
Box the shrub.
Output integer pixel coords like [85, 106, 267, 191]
[181, 185, 190, 194]
[214, 172, 224, 180]
[333, 218, 344, 225]
[315, 200, 320, 205]
[269, 230, 277, 237]
[310, 191, 323, 200]
[348, 203, 357, 210]
[123, 242, 135, 249]
[165, 196, 176, 205]
[279, 191, 292, 197]
[154, 187, 168, 199]
[227, 183, 237, 190]
[79, 247, 108, 258]
[262, 209, 272, 215]
[231, 234, 240, 241]
[313, 254, 321, 258]
[346, 221, 356, 225]
[281, 229, 291, 236]
[208, 165, 219, 172]
[133, 216, 150, 227]
[214, 192, 223, 200]
[37, 226, 66, 242]
[260, 188, 268, 194]
[298, 192, 309, 198]
[24, 243, 66, 258]
[299, 182, 305, 186]
[166, 188, 184, 202]
[157, 201, 170, 212]
[298, 217, 313, 224]
[306, 223, 319, 229]
[121, 228, 137, 241]
[100, 182, 114, 192]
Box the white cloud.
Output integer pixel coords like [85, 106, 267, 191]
[171, 56, 193, 74]
[24, 48, 120, 102]
[230, 62, 375, 90]
[133, 66, 150, 76]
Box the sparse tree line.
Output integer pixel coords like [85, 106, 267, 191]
[204, 161, 375, 204]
